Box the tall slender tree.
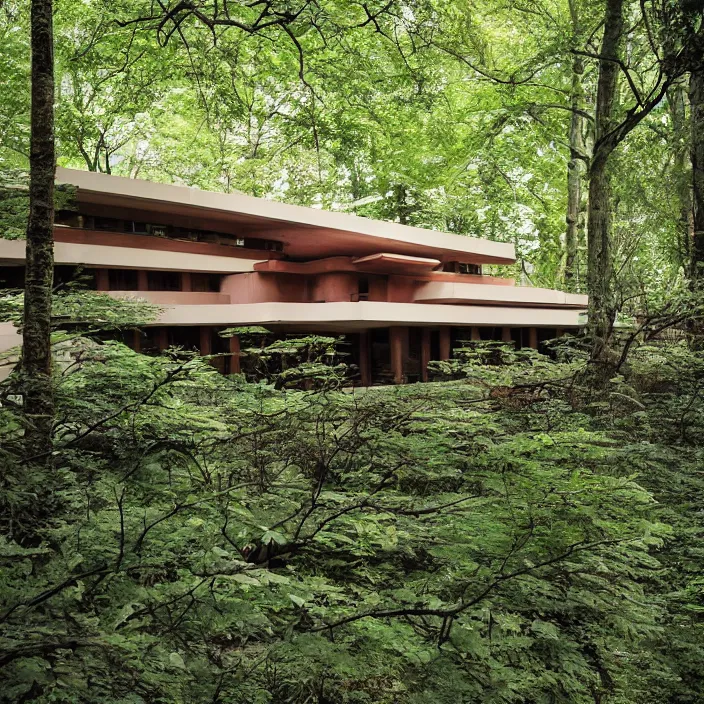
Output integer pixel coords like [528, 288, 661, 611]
[22, 0, 56, 457]
[564, 0, 588, 289]
[668, 80, 693, 271]
[692, 66, 704, 279]
[586, 0, 624, 364]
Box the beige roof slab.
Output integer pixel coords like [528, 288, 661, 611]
[0, 239, 263, 273]
[414, 282, 588, 308]
[56, 168, 516, 265]
[154, 301, 586, 330]
[351, 253, 441, 271]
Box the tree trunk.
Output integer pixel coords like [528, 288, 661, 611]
[691, 66, 704, 281]
[564, 0, 586, 289]
[668, 81, 694, 272]
[393, 183, 412, 225]
[565, 58, 586, 289]
[22, 0, 55, 458]
[586, 0, 624, 364]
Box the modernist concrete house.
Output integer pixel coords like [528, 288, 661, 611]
[0, 168, 587, 384]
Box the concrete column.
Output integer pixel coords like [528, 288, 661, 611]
[182, 272, 192, 292]
[471, 326, 481, 342]
[528, 327, 538, 349]
[556, 328, 565, 338]
[390, 326, 408, 384]
[199, 326, 212, 356]
[95, 269, 109, 291]
[421, 328, 431, 382]
[137, 270, 149, 291]
[132, 329, 141, 353]
[502, 327, 512, 343]
[229, 335, 241, 374]
[439, 326, 452, 361]
[359, 332, 372, 387]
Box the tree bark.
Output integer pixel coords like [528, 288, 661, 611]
[586, 0, 624, 364]
[668, 80, 694, 272]
[22, 0, 56, 458]
[392, 183, 412, 225]
[564, 0, 586, 289]
[691, 66, 704, 280]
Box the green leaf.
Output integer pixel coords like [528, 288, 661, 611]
[168, 652, 186, 670]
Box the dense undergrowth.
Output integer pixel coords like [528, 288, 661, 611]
[1, 337, 703, 703]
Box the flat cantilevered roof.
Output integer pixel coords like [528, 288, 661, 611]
[56, 168, 516, 265]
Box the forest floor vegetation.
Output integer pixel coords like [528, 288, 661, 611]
[1, 336, 703, 703]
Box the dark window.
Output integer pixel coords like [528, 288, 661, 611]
[54, 211, 82, 228]
[94, 216, 121, 231]
[407, 327, 422, 383]
[108, 269, 139, 291]
[148, 271, 181, 291]
[480, 326, 500, 341]
[131, 221, 149, 234]
[459, 263, 482, 275]
[372, 328, 389, 344]
[140, 328, 162, 356]
[370, 328, 392, 385]
[358, 277, 369, 301]
[0, 266, 25, 288]
[169, 327, 200, 350]
[511, 328, 523, 349]
[54, 266, 95, 289]
[191, 273, 220, 292]
[430, 330, 440, 361]
[443, 262, 482, 275]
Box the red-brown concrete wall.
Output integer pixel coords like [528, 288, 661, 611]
[220, 270, 519, 306]
[368, 276, 388, 301]
[386, 275, 416, 303]
[310, 272, 357, 302]
[223, 271, 381, 304]
[220, 272, 308, 303]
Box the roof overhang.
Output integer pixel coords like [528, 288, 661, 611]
[352, 253, 441, 274]
[56, 168, 517, 265]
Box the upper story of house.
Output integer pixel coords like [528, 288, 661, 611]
[0, 168, 587, 323]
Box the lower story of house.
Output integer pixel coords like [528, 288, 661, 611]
[0, 258, 587, 384]
[115, 323, 571, 386]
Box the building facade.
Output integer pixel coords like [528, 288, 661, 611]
[0, 168, 587, 384]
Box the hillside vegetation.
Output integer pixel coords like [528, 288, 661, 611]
[2, 339, 704, 703]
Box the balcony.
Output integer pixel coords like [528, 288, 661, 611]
[413, 282, 588, 308]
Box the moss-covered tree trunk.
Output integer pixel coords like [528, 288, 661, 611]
[586, 0, 623, 365]
[22, 0, 55, 458]
[691, 66, 704, 281]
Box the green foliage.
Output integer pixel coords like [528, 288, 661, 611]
[0, 289, 158, 345]
[3, 0, 704, 699]
[1, 0, 698, 293]
[0, 178, 76, 240]
[1, 336, 703, 702]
